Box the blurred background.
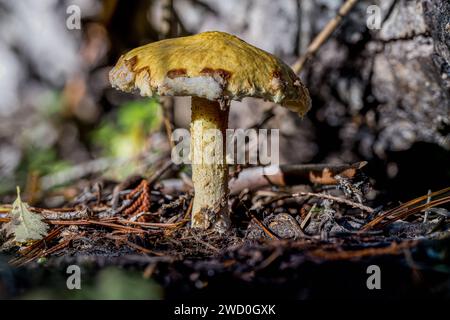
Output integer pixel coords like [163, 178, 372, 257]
[0, 0, 448, 204]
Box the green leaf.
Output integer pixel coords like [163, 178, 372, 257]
[2, 187, 49, 243]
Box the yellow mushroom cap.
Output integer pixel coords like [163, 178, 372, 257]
[109, 31, 311, 116]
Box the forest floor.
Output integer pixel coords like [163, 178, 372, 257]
[1, 161, 450, 299]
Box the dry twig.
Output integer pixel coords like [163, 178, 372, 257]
[251, 215, 280, 240]
[292, 0, 360, 73]
[228, 162, 366, 195]
[293, 192, 374, 213]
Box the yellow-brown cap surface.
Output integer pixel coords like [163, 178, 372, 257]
[109, 31, 311, 116]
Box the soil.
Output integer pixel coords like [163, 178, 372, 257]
[1, 165, 449, 299]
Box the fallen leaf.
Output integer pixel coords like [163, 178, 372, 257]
[2, 187, 49, 243]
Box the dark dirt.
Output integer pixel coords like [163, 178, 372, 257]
[1, 165, 449, 299]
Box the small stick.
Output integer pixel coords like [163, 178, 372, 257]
[292, 0, 360, 73]
[300, 203, 317, 230]
[293, 192, 374, 213]
[229, 161, 367, 195]
[0, 206, 11, 213]
[118, 219, 181, 229]
[423, 189, 431, 223]
[39, 209, 90, 220]
[148, 160, 174, 185]
[251, 215, 279, 240]
[163, 115, 175, 149]
[174, 198, 193, 229]
[49, 219, 148, 234]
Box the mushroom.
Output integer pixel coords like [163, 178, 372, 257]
[109, 31, 311, 233]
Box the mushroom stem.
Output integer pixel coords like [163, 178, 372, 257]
[190, 97, 230, 232]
